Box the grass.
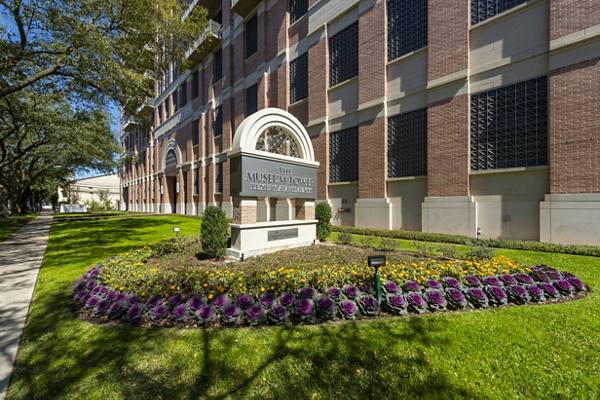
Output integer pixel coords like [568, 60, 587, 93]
[8, 215, 600, 399]
[0, 214, 37, 242]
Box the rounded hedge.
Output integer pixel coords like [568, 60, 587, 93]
[315, 202, 332, 241]
[200, 205, 229, 258]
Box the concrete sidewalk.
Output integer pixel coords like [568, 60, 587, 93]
[0, 213, 52, 400]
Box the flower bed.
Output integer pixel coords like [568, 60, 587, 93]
[73, 246, 590, 328]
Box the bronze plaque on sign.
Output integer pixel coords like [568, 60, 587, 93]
[267, 228, 299, 242]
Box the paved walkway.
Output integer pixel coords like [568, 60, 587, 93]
[0, 213, 52, 400]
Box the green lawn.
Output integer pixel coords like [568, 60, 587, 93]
[8, 215, 600, 399]
[0, 214, 36, 242]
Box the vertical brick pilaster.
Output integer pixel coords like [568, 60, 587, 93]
[427, 95, 470, 196]
[308, 37, 327, 123]
[358, 0, 385, 106]
[358, 117, 387, 198]
[311, 132, 328, 199]
[549, 58, 600, 193]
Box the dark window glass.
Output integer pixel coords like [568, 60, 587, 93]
[388, 108, 427, 178]
[290, 53, 308, 104]
[471, 0, 528, 24]
[192, 70, 199, 99]
[387, 0, 427, 61]
[288, 0, 308, 24]
[192, 118, 199, 146]
[180, 82, 187, 108]
[214, 48, 223, 81]
[246, 15, 258, 58]
[329, 127, 358, 182]
[165, 149, 177, 169]
[214, 106, 223, 136]
[165, 97, 171, 116]
[246, 84, 258, 117]
[470, 76, 548, 171]
[216, 162, 223, 193]
[195, 167, 200, 194]
[173, 90, 179, 111]
[329, 22, 358, 87]
[213, 9, 222, 24]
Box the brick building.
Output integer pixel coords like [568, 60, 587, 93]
[120, 0, 600, 245]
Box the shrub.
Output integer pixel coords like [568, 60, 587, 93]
[379, 237, 398, 251]
[315, 202, 332, 241]
[466, 245, 495, 260]
[200, 205, 229, 258]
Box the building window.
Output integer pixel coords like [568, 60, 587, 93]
[180, 82, 187, 108]
[214, 106, 223, 137]
[387, 0, 427, 61]
[245, 15, 258, 58]
[388, 108, 427, 178]
[192, 118, 199, 146]
[471, 0, 528, 25]
[165, 97, 171, 117]
[329, 127, 358, 183]
[165, 149, 177, 170]
[290, 53, 308, 104]
[214, 48, 223, 82]
[192, 71, 199, 99]
[215, 162, 223, 193]
[246, 84, 258, 117]
[470, 76, 548, 171]
[329, 22, 358, 87]
[288, 0, 308, 24]
[195, 167, 200, 195]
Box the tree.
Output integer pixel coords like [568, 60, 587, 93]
[316, 202, 332, 241]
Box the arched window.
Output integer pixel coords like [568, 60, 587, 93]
[255, 126, 300, 158]
[165, 149, 177, 170]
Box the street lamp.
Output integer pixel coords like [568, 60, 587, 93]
[368, 255, 386, 305]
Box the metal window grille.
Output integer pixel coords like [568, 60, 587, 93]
[195, 167, 200, 194]
[245, 15, 257, 58]
[288, 0, 308, 24]
[290, 53, 308, 103]
[470, 76, 548, 171]
[216, 162, 224, 193]
[192, 71, 199, 99]
[214, 106, 223, 137]
[388, 108, 427, 178]
[214, 48, 223, 81]
[329, 22, 358, 87]
[246, 84, 258, 117]
[165, 150, 177, 170]
[173, 91, 178, 112]
[180, 82, 187, 108]
[329, 127, 359, 183]
[387, 0, 427, 61]
[471, 0, 529, 25]
[192, 118, 199, 146]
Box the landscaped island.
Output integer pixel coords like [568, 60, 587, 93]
[72, 238, 590, 328]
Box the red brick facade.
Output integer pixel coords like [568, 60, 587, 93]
[550, 0, 600, 40]
[358, 117, 387, 198]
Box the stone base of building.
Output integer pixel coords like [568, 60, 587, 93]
[227, 219, 318, 260]
[355, 198, 391, 229]
[540, 193, 600, 245]
[421, 196, 478, 238]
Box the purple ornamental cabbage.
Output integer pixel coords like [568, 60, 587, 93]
[73, 279, 87, 292]
[97, 285, 109, 296]
[85, 295, 101, 309]
[442, 277, 462, 289]
[187, 296, 205, 311]
[543, 267, 562, 281]
[406, 292, 427, 314]
[172, 303, 188, 322]
[445, 288, 468, 310]
[326, 287, 344, 302]
[540, 282, 559, 299]
[220, 304, 241, 326]
[92, 286, 101, 295]
[195, 305, 216, 327]
[298, 287, 316, 299]
[507, 285, 530, 305]
[464, 275, 482, 287]
[94, 300, 109, 316]
[561, 271, 576, 279]
[567, 277, 586, 292]
[106, 290, 118, 302]
[168, 294, 183, 308]
[361, 282, 375, 295]
[527, 284, 546, 303]
[383, 280, 401, 294]
[316, 296, 336, 320]
[150, 303, 169, 321]
[338, 299, 358, 320]
[483, 276, 503, 287]
[107, 302, 124, 319]
[236, 294, 255, 310]
[531, 269, 550, 283]
[465, 287, 488, 308]
[246, 304, 266, 326]
[294, 298, 314, 321]
[212, 294, 231, 311]
[404, 280, 422, 292]
[424, 279, 442, 290]
[425, 290, 447, 311]
[147, 295, 164, 308]
[279, 292, 295, 308]
[554, 279, 575, 296]
[499, 274, 517, 286]
[127, 295, 141, 305]
[342, 284, 360, 300]
[126, 303, 144, 322]
[514, 273, 534, 285]
[485, 286, 508, 306]
[358, 295, 380, 316]
[86, 280, 98, 291]
[268, 304, 289, 325]
[384, 293, 408, 315]
[74, 291, 90, 305]
[116, 293, 129, 303]
[260, 292, 276, 309]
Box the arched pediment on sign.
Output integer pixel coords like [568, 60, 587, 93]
[231, 108, 315, 163]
